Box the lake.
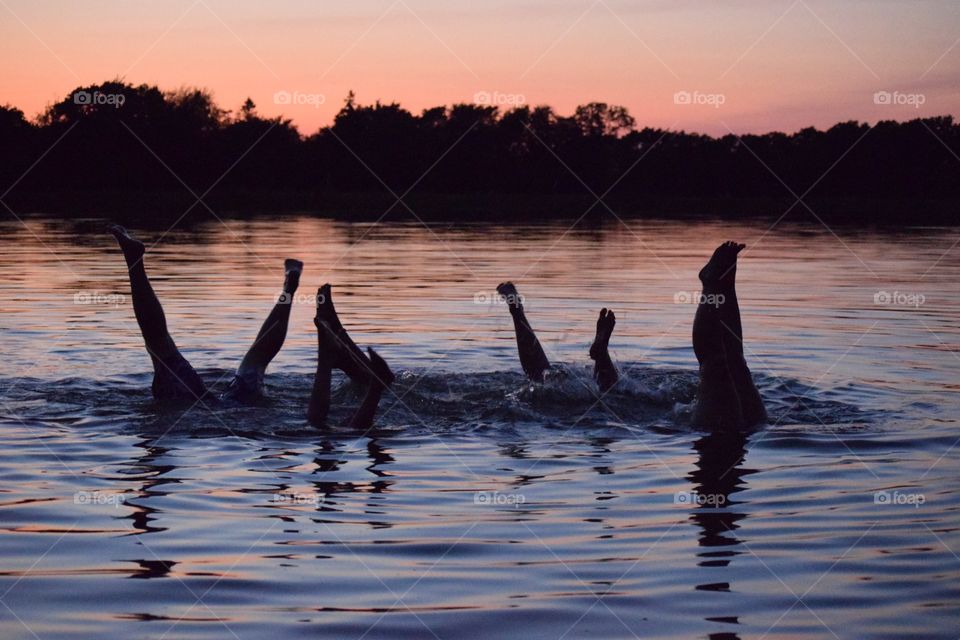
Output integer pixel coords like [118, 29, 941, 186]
[0, 214, 957, 639]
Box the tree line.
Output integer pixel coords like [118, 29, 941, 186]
[1, 80, 958, 219]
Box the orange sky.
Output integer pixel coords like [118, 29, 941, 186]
[1, 0, 959, 135]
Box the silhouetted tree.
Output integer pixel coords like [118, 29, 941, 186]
[1, 80, 958, 220]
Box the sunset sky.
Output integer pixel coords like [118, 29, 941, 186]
[2, 0, 959, 135]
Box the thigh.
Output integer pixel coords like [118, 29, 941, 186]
[151, 352, 208, 402]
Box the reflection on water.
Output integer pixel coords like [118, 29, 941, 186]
[0, 215, 958, 639]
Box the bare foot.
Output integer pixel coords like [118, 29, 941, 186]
[589, 308, 616, 360]
[314, 283, 372, 382]
[496, 281, 523, 309]
[315, 283, 343, 332]
[108, 224, 145, 261]
[698, 241, 745, 287]
[283, 259, 303, 294]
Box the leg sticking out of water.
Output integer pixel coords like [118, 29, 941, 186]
[308, 319, 395, 429]
[108, 225, 207, 402]
[692, 241, 766, 429]
[346, 349, 395, 430]
[589, 308, 619, 393]
[496, 282, 550, 382]
[223, 259, 303, 402]
[315, 284, 373, 386]
[307, 319, 337, 426]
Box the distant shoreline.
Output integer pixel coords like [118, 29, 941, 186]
[5, 190, 959, 225]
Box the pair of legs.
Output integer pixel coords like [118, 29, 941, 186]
[110, 225, 300, 404]
[307, 284, 395, 429]
[496, 282, 618, 392]
[691, 242, 767, 429]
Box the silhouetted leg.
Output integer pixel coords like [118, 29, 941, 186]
[692, 242, 751, 429]
[309, 315, 395, 430]
[346, 348, 395, 430]
[496, 281, 550, 382]
[109, 225, 207, 402]
[223, 259, 303, 402]
[715, 286, 768, 427]
[315, 283, 373, 386]
[307, 320, 337, 426]
[589, 308, 619, 392]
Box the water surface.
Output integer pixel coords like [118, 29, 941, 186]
[0, 215, 957, 639]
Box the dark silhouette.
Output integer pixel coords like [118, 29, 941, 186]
[687, 430, 755, 638]
[496, 281, 550, 382]
[2, 81, 959, 220]
[589, 308, 619, 392]
[109, 225, 208, 402]
[497, 282, 619, 391]
[692, 242, 767, 430]
[221, 258, 303, 402]
[109, 225, 298, 403]
[308, 285, 395, 429]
